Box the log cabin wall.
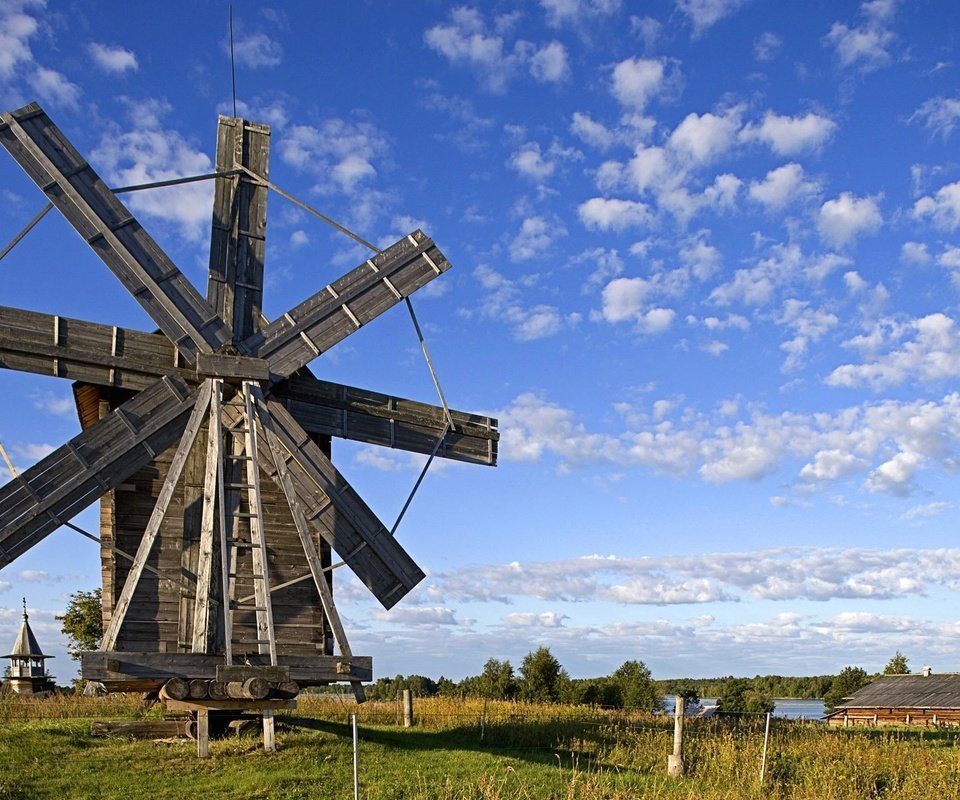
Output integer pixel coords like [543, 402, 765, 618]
[93, 387, 334, 658]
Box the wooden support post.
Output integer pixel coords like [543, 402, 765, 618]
[263, 711, 276, 753]
[667, 695, 684, 777]
[759, 711, 771, 783]
[402, 689, 414, 728]
[197, 709, 209, 758]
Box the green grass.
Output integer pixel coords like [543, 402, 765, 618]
[1, 695, 958, 799]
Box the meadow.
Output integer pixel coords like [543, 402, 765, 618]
[0, 693, 957, 799]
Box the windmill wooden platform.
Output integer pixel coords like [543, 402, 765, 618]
[0, 103, 498, 754]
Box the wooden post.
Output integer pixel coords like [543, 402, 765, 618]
[667, 695, 684, 777]
[402, 689, 414, 728]
[352, 713, 360, 800]
[197, 709, 209, 758]
[759, 711, 771, 783]
[263, 710, 276, 753]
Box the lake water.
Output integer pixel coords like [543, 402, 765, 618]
[663, 696, 826, 720]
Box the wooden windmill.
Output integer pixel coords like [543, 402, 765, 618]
[0, 104, 498, 725]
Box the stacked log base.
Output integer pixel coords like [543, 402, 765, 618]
[161, 677, 298, 702]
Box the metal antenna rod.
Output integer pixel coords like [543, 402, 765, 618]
[229, 5, 238, 117]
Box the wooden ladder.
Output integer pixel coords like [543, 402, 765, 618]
[222, 381, 278, 668]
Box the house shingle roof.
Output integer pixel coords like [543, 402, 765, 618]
[838, 674, 960, 710]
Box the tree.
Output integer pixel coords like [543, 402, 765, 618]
[717, 676, 749, 712]
[480, 658, 517, 700]
[519, 647, 563, 703]
[56, 588, 102, 660]
[883, 651, 909, 675]
[824, 666, 871, 712]
[611, 660, 660, 712]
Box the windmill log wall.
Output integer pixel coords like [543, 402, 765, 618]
[90, 387, 335, 661]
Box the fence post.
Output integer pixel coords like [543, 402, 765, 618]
[668, 695, 684, 777]
[402, 688, 414, 728]
[352, 713, 359, 800]
[759, 711, 771, 783]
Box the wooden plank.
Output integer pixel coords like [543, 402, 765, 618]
[244, 230, 450, 379]
[0, 103, 231, 363]
[0, 306, 186, 390]
[276, 374, 498, 466]
[100, 380, 213, 651]
[257, 398, 425, 608]
[196, 352, 270, 381]
[217, 665, 289, 682]
[81, 651, 372, 685]
[0, 376, 196, 567]
[191, 381, 219, 653]
[207, 117, 270, 342]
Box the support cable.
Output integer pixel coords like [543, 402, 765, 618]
[236, 166, 461, 533]
[0, 170, 243, 264]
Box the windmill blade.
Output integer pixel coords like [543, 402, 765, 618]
[275, 372, 499, 467]
[0, 305, 185, 390]
[0, 103, 231, 363]
[0, 375, 197, 567]
[250, 396, 425, 609]
[243, 230, 450, 379]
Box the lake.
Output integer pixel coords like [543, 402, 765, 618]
[663, 696, 826, 719]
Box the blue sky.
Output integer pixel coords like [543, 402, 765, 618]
[2, 0, 960, 684]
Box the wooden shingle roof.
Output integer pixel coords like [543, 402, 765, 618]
[838, 674, 960, 710]
[2, 601, 51, 659]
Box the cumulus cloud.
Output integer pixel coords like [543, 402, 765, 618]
[817, 192, 882, 248]
[509, 215, 566, 261]
[28, 66, 81, 109]
[231, 31, 283, 68]
[748, 163, 821, 208]
[578, 197, 653, 231]
[427, 546, 960, 607]
[88, 42, 138, 73]
[753, 31, 782, 61]
[740, 111, 836, 155]
[824, 0, 897, 73]
[91, 99, 214, 241]
[0, 4, 40, 80]
[530, 40, 570, 82]
[676, 0, 751, 38]
[610, 57, 668, 111]
[541, 0, 622, 27]
[826, 313, 960, 390]
[472, 265, 580, 341]
[668, 108, 742, 165]
[777, 299, 838, 372]
[599, 278, 675, 333]
[913, 181, 960, 230]
[495, 389, 960, 496]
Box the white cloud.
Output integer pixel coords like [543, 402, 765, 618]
[530, 40, 570, 82]
[570, 112, 617, 150]
[610, 57, 666, 111]
[31, 390, 72, 416]
[424, 7, 519, 92]
[541, 0, 622, 27]
[824, 0, 897, 73]
[753, 31, 782, 61]
[88, 42, 138, 73]
[578, 197, 653, 231]
[502, 611, 568, 627]
[710, 242, 803, 306]
[290, 230, 309, 248]
[496, 388, 960, 496]
[913, 181, 960, 230]
[508, 142, 555, 181]
[676, 0, 750, 38]
[598, 278, 675, 333]
[472, 265, 579, 341]
[668, 108, 742, 165]
[28, 67, 81, 109]
[375, 606, 460, 626]
[910, 96, 960, 140]
[231, 31, 283, 68]
[0, 6, 39, 80]
[777, 299, 839, 372]
[280, 119, 388, 196]
[509, 215, 565, 261]
[92, 101, 214, 241]
[901, 241, 931, 265]
[827, 313, 960, 390]
[740, 111, 836, 155]
[817, 192, 882, 248]
[17, 569, 49, 582]
[749, 163, 820, 208]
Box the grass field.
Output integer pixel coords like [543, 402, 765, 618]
[1, 694, 958, 799]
